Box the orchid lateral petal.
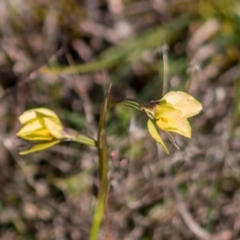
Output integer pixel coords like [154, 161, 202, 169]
[17, 129, 53, 141]
[161, 91, 202, 118]
[147, 119, 169, 154]
[19, 140, 60, 155]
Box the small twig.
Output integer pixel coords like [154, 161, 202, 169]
[186, 63, 201, 93]
[0, 47, 66, 102]
[153, 44, 169, 96]
[65, 53, 97, 135]
[3, 137, 37, 189]
[165, 131, 180, 150]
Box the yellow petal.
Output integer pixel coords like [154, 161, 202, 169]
[147, 119, 169, 154]
[156, 112, 191, 138]
[19, 111, 37, 124]
[43, 118, 65, 139]
[35, 108, 60, 118]
[19, 140, 60, 155]
[17, 128, 53, 141]
[161, 91, 202, 118]
[17, 119, 44, 135]
[19, 108, 60, 124]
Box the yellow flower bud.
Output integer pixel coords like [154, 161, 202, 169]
[16, 108, 74, 155]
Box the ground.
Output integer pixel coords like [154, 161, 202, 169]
[0, 1, 240, 239]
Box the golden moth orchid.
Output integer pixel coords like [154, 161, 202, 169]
[140, 91, 202, 154]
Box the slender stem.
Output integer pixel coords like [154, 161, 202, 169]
[90, 84, 112, 240]
[162, 43, 169, 96]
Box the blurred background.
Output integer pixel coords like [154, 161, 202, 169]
[0, 0, 240, 239]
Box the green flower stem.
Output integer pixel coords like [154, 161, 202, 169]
[90, 85, 112, 240]
[118, 99, 140, 111]
[108, 99, 140, 111]
[73, 134, 97, 147]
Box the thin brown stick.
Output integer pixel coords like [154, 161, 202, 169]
[186, 63, 200, 93]
[65, 52, 97, 135]
[165, 131, 180, 150]
[153, 44, 169, 96]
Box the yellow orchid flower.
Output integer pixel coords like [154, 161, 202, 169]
[140, 91, 203, 154]
[16, 108, 76, 155]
